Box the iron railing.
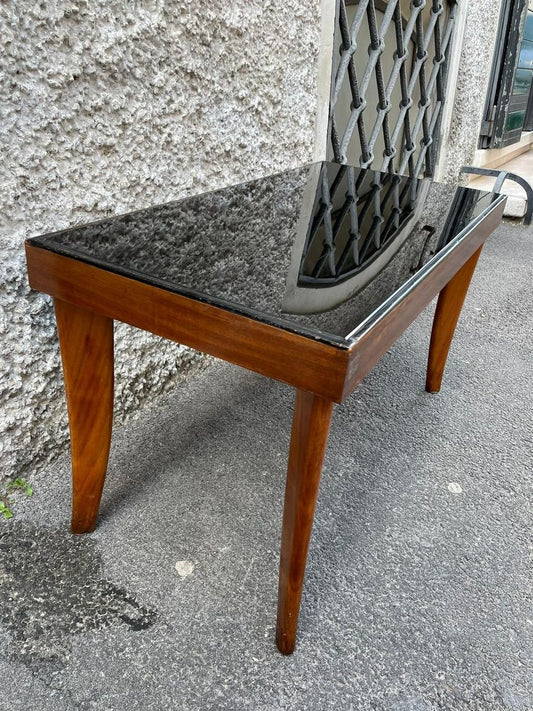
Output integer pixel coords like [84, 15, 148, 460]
[328, 0, 457, 179]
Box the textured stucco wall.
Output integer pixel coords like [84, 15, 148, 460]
[1, 0, 503, 486]
[0, 0, 320, 484]
[437, 0, 502, 184]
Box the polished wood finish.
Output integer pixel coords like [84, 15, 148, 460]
[426, 245, 483, 393]
[54, 298, 114, 534]
[276, 390, 334, 654]
[342, 199, 505, 398]
[25, 194, 504, 653]
[26, 245, 349, 403]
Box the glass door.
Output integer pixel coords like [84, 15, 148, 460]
[479, 0, 529, 149]
[521, 11, 533, 130]
[505, 10, 533, 140]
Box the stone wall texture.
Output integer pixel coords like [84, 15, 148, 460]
[1, 0, 502, 485]
[438, 0, 502, 184]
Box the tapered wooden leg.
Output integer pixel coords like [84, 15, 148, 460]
[54, 298, 114, 534]
[276, 390, 334, 654]
[426, 246, 483, 393]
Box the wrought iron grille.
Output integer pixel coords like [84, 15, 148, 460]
[328, 0, 457, 179]
[298, 163, 421, 285]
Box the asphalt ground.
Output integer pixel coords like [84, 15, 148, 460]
[1, 221, 531, 710]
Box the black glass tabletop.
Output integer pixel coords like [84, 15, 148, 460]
[30, 162, 502, 347]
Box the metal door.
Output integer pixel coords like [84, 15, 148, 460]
[479, 0, 529, 148]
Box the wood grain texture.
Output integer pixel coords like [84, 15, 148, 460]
[341, 200, 505, 399]
[426, 245, 483, 393]
[276, 390, 334, 655]
[26, 245, 349, 403]
[54, 298, 114, 534]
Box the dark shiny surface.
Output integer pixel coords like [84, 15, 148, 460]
[30, 162, 501, 346]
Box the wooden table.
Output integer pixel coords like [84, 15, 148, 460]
[26, 162, 505, 654]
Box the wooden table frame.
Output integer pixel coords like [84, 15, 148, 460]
[25, 195, 504, 654]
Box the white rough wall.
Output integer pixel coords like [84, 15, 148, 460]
[0, 0, 320, 484]
[438, 0, 502, 183]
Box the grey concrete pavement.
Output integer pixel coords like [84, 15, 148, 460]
[1, 221, 532, 710]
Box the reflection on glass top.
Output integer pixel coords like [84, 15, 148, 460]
[31, 162, 501, 347]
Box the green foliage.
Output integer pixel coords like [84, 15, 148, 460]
[7, 477, 33, 498]
[0, 501, 13, 519]
[1, 477, 34, 520]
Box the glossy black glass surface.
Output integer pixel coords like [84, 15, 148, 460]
[31, 162, 502, 347]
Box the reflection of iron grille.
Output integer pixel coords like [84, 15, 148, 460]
[298, 163, 420, 285]
[329, 0, 457, 178]
[436, 188, 479, 250]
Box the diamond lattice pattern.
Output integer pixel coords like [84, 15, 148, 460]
[299, 163, 420, 283]
[328, 0, 457, 178]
